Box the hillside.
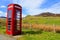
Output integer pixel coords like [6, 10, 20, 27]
[23, 16, 60, 25]
[0, 16, 6, 18]
[23, 12, 60, 32]
[23, 12, 60, 24]
[35, 12, 60, 17]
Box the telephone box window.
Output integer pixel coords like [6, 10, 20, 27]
[7, 10, 12, 31]
[8, 10, 12, 18]
[16, 10, 20, 19]
[8, 25, 11, 31]
[16, 10, 20, 30]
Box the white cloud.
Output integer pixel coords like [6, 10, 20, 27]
[0, 11, 3, 14]
[0, 6, 6, 8]
[22, 14, 26, 17]
[28, 2, 60, 15]
[45, 2, 60, 13]
[0, 11, 6, 17]
[5, 12, 7, 17]
[0, 11, 3, 16]
[13, 0, 45, 16]
[20, 0, 46, 16]
[12, 0, 60, 17]
[21, 0, 45, 8]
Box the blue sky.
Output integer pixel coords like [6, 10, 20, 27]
[0, 0, 60, 17]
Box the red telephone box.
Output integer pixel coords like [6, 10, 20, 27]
[6, 4, 22, 35]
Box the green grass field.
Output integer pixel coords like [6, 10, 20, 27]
[1, 27, 60, 40]
[17, 28, 60, 40]
[23, 16, 60, 25]
[21, 16, 60, 40]
[0, 26, 6, 34]
[1, 16, 60, 40]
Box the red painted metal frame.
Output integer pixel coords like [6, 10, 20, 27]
[6, 4, 22, 35]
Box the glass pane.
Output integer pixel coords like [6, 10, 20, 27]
[8, 25, 10, 30]
[16, 10, 20, 30]
[8, 10, 12, 18]
[7, 10, 12, 31]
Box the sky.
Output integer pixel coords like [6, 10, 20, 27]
[0, 0, 60, 17]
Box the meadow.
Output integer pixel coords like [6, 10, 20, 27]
[23, 16, 60, 25]
[0, 16, 60, 40]
[17, 28, 60, 40]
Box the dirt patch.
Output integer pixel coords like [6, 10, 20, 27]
[0, 34, 16, 40]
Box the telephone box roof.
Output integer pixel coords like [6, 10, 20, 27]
[8, 4, 22, 8]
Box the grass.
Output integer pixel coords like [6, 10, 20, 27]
[0, 26, 60, 40]
[17, 28, 60, 40]
[0, 26, 6, 34]
[23, 16, 60, 25]
[0, 18, 6, 34]
[0, 17, 60, 40]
